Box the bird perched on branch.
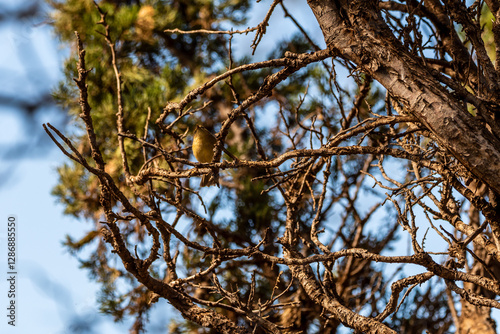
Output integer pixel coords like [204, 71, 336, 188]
[192, 125, 237, 187]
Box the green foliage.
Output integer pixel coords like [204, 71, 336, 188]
[48, 0, 262, 328]
[235, 175, 274, 232]
[481, 4, 496, 61]
[48, 1, 454, 333]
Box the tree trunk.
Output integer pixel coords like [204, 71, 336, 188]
[307, 0, 500, 194]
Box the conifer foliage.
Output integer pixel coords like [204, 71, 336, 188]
[47, 1, 500, 333]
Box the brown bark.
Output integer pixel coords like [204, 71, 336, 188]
[307, 0, 500, 195]
[459, 301, 496, 334]
[286, 249, 397, 334]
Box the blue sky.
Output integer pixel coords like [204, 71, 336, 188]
[3, 0, 497, 333]
[0, 1, 322, 333]
[0, 1, 137, 332]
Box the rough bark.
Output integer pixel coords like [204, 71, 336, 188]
[307, 0, 500, 194]
[286, 249, 396, 334]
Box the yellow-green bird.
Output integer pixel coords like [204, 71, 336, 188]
[192, 125, 218, 187]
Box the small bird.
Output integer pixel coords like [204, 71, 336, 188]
[192, 125, 219, 187]
[193, 125, 239, 187]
